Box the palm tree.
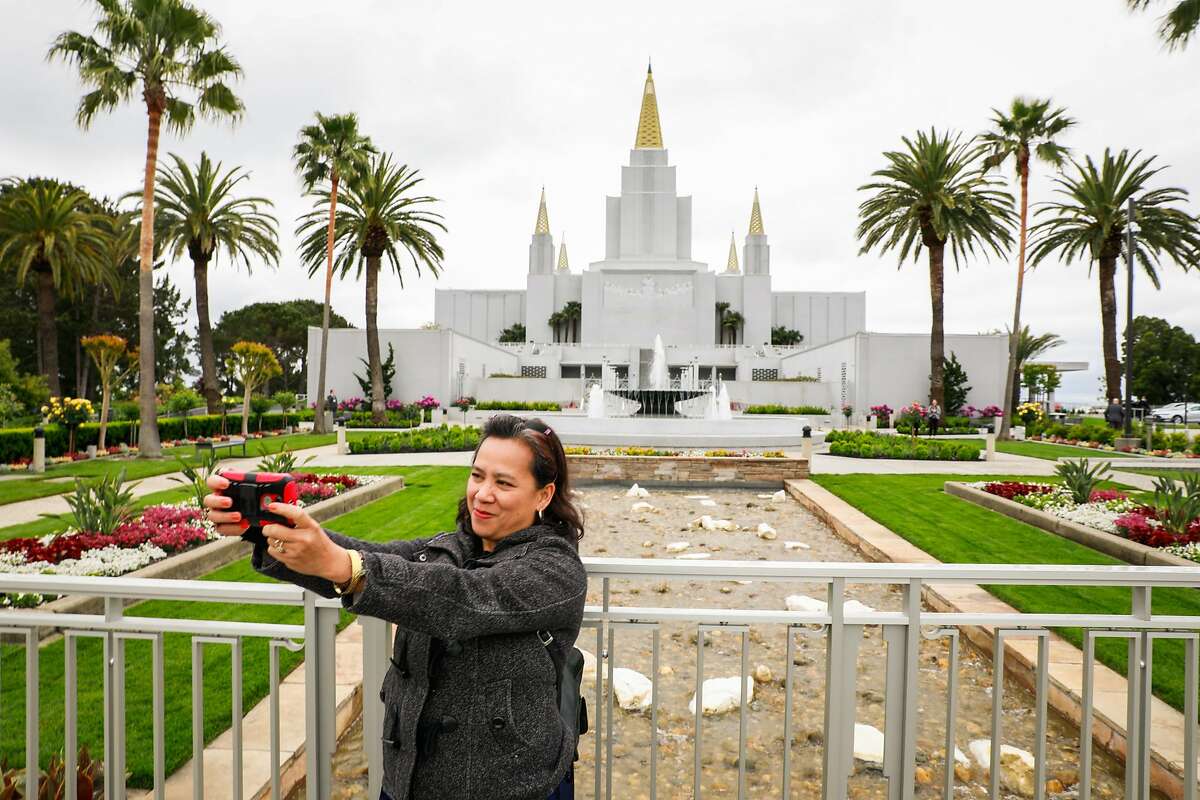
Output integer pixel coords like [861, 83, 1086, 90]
[1010, 325, 1064, 412]
[50, 0, 244, 457]
[0, 179, 111, 395]
[292, 113, 375, 433]
[548, 311, 564, 343]
[981, 98, 1075, 438]
[715, 301, 730, 344]
[721, 310, 744, 346]
[151, 151, 279, 414]
[297, 155, 444, 422]
[1129, 0, 1200, 48]
[857, 129, 1015, 405]
[562, 301, 582, 343]
[1029, 149, 1200, 401]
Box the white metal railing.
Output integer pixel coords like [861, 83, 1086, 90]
[1, 561, 1199, 799]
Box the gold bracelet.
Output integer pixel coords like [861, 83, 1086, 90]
[334, 550, 365, 596]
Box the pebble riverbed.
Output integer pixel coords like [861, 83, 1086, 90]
[320, 486, 1149, 799]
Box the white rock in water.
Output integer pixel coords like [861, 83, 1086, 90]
[783, 540, 811, 550]
[954, 746, 970, 766]
[773, 489, 786, 501]
[691, 515, 736, 531]
[631, 501, 656, 513]
[665, 541, 690, 553]
[853, 723, 886, 766]
[612, 667, 653, 712]
[625, 483, 650, 498]
[675, 552, 712, 560]
[699, 498, 718, 508]
[685, 494, 711, 500]
[688, 676, 755, 715]
[967, 739, 1036, 797]
[756, 523, 777, 540]
[785, 595, 876, 615]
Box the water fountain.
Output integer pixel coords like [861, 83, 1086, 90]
[587, 382, 606, 419]
[610, 333, 707, 417]
[648, 334, 669, 390]
[716, 382, 732, 420]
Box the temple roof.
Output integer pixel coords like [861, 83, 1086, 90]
[725, 231, 739, 273]
[557, 236, 569, 272]
[749, 187, 765, 235]
[534, 188, 550, 235]
[634, 65, 664, 149]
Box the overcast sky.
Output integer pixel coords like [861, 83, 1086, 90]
[2, 1, 1198, 403]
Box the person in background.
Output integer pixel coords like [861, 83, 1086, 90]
[1105, 397, 1124, 429]
[927, 399, 942, 437]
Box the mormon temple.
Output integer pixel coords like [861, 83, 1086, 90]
[310, 67, 1008, 416]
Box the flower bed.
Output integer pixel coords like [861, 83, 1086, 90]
[0, 472, 380, 606]
[974, 481, 1200, 560]
[826, 430, 981, 461]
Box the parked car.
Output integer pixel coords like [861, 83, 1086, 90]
[1149, 402, 1200, 423]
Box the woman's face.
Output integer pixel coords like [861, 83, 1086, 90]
[467, 436, 555, 551]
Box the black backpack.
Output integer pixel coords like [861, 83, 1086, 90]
[539, 630, 588, 759]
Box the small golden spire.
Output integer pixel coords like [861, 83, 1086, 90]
[634, 64, 664, 149]
[749, 187, 764, 235]
[534, 187, 550, 235]
[557, 234, 569, 272]
[725, 231, 739, 273]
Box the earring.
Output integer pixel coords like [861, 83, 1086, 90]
[537, 507, 544, 522]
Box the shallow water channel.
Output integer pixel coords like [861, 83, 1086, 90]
[324, 486, 1148, 799]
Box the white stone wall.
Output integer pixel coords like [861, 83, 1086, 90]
[434, 290, 526, 344]
[772, 292, 867, 347]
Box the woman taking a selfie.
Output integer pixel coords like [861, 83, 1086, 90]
[203, 414, 587, 800]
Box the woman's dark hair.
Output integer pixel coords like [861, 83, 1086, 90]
[456, 414, 584, 541]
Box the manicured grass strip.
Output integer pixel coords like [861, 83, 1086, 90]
[811, 473, 1200, 713]
[0, 465, 468, 786]
[995, 440, 1139, 460]
[0, 432, 373, 507]
[1117, 468, 1199, 480]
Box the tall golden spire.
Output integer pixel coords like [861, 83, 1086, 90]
[633, 63, 664, 149]
[749, 187, 765, 235]
[557, 234, 569, 272]
[534, 187, 550, 235]
[725, 231, 739, 273]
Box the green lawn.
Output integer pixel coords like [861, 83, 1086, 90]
[996, 439, 1139, 460]
[0, 432, 364, 507]
[1116, 468, 1199, 481]
[0, 465, 469, 786]
[811, 473, 1200, 714]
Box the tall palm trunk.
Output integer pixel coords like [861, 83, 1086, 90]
[1000, 152, 1030, 438]
[1098, 253, 1122, 401]
[314, 171, 340, 434]
[137, 97, 164, 457]
[193, 253, 222, 414]
[98, 381, 112, 450]
[927, 243, 946, 407]
[365, 256, 385, 423]
[35, 265, 61, 396]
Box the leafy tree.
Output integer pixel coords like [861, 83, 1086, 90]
[0, 178, 112, 395]
[1129, 0, 1200, 48]
[292, 112, 376, 433]
[561, 300, 582, 343]
[297, 155, 445, 423]
[166, 387, 203, 437]
[1010, 325, 1064, 413]
[981, 98, 1074, 438]
[498, 322, 526, 343]
[771, 326, 803, 346]
[150, 151, 279, 413]
[225, 341, 281, 437]
[857, 129, 1015, 405]
[547, 310, 564, 343]
[210, 299, 352, 394]
[50, 0, 245, 457]
[271, 390, 298, 426]
[1029, 149, 1200, 401]
[714, 301, 730, 344]
[249, 394, 272, 431]
[1021, 364, 1061, 404]
[81, 333, 135, 449]
[1122, 315, 1200, 404]
[354, 343, 395, 404]
[721, 310, 744, 345]
[941, 352, 972, 415]
[0, 339, 49, 417]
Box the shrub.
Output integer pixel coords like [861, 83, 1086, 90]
[1054, 459, 1112, 504]
[256, 442, 315, 474]
[474, 401, 561, 411]
[1167, 432, 1189, 452]
[743, 404, 829, 415]
[60, 467, 138, 536]
[349, 425, 481, 454]
[1151, 476, 1200, 537]
[825, 430, 980, 461]
[344, 411, 419, 429]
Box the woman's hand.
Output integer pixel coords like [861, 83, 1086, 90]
[202, 475, 352, 584]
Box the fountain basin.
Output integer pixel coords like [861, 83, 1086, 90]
[500, 412, 825, 448]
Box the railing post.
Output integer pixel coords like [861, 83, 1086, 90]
[360, 616, 391, 800]
[822, 578, 860, 800]
[304, 594, 338, 800]
[882, 579, 921, 800]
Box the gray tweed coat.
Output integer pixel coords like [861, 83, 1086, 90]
[253, 522, 587, 800]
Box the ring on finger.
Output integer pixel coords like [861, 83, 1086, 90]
[272, 538, 286, 553]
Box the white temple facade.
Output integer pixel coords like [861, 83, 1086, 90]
[310, 67, 1009, 416]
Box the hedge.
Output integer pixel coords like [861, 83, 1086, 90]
[743, 404, 829, 415]
[825, 430, 981, 461]
[349, 425, 481, 454]
[344, 412, 420, 429]
[0, 410, 316, 463]
[474, 401, 561, 411]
